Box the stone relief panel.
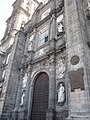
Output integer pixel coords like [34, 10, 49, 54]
[31, 59, 50, 80]
[56, 57, 66, 79]
[69, 68, 85, 92]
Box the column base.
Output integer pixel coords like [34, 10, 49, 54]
[11, 110, 18, 120]
[0, 111, 11, 120]
[46, 108, 56, 120]
[18, 109, 28, 120]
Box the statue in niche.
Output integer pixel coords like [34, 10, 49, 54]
[28, 41, 33, 51]
[56, 59, 65, 79]
[20, 91, 25, 106]
[57, 22, 64, 33]
[57, 83, 65, 103]
[87, 2, 90, 10]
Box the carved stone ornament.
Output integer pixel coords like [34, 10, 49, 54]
[56, 59, 65, 79]
[20, 91, 25, 106]
[70, 55, 80, 65]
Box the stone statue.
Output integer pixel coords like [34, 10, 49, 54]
[22, 73, 27, 88]
[28, 41, 32, 51]
[20, 91, 25, 106]
[58, 22, 64, 33]
[57, 84, 65, 103]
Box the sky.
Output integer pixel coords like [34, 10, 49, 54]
[0, 0, 43, 40]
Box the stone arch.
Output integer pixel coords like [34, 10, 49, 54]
[31, 72, 49, 120]
[31, 70, 50, 86]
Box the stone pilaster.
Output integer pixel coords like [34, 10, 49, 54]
[64, 0, 90, 119]
[46, 55, 56, 120]
[23, 65, 32, 120]
[1, 29, 26, 120]
[26, 76, 33, 120]
[11, 68, 24, 120]
[49, 14, 57, 52]
[14, 69, 24, 111]
[26, 28, 37, 62]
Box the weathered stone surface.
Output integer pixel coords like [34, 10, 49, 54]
[69, 68, 85, 92]
[0, 0, 90, 120]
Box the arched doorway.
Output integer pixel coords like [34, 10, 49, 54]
[31, 72, 49, 120]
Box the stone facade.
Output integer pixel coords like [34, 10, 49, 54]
[0, 0, 90, 120]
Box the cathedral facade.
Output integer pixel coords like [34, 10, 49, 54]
[0, 0, 90, 120]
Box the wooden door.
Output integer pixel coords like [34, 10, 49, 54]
[31, 72, 49, 120]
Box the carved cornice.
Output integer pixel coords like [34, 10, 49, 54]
[25, 4, 64, 34]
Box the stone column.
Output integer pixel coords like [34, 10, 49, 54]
[46, 55, 56, 120]
[64, 0, 90, 119]
[27, 83, 34, 120]
[12, 68, 24, 119]
[24, 33, 30, 56]
[49, 13, 57, 52]
[26, 28, 36, 62]
[23, 65, 32, 120]
[26, 28, 37, 120]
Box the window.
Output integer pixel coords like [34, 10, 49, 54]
[41, 8, 50, 20]
[57, 14, 64, 33]
[38, 27, 48, 46]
